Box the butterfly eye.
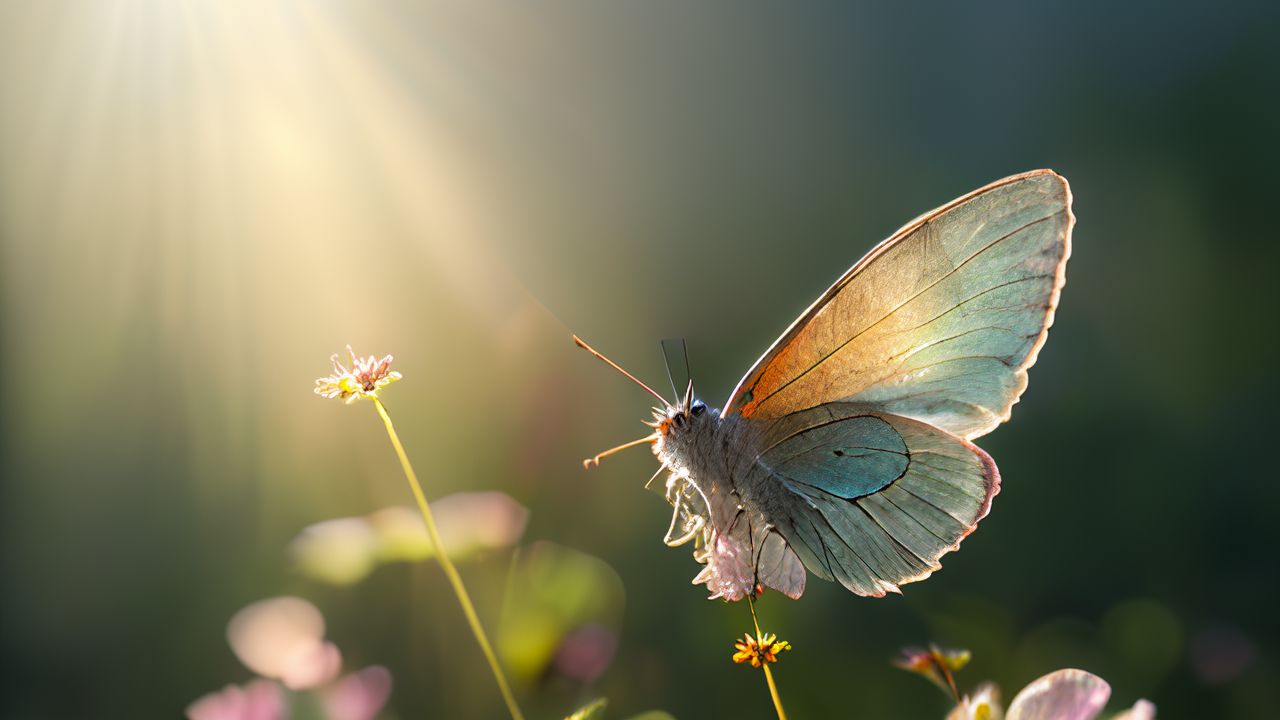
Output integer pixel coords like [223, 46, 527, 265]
[691, 402, 706, 417]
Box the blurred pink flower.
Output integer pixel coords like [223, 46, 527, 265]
[227, 597, 342, 690]
[186, 679, 284, 720]
[279, 640, 343, 691]
[554, 624, 618, 683]
[1190, 623, 1256, 685]
[322, 666, 393, 720]
[195, 599, 395, 719]
[372, 491, 529, 561]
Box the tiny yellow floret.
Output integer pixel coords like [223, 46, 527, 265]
[732, 631, 792, 668]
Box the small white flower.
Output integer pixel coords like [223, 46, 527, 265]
[315, 346, 402, 403]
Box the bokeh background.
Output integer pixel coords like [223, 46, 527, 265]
[2, 1, 1278, 718]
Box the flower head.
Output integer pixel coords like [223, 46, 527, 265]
[947, 683, 1003, 720]
[732, 631, 792, 668]
[315, 346, 402, 403]
[894, 644, 971, 700]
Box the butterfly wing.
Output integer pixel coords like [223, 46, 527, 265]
[724, 170, 1072, 440]
[731, 402, 998, 597]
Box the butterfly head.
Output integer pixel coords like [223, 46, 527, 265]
[649, 383, 728, 491]
[649, 381, 708, 437]
[575, 335, 719, 471]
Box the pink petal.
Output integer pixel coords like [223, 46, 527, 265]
[227, 597, 330, 682]
[323, 665, 393, 720]
[1113, 699, 1157, 720]
[186, 679, 285, 720]
[280, 640, 343, 690]
[1006, 669, 1111, 720]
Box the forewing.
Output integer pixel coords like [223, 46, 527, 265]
[739, 403, 999, 597]
[725, 170, 1072, 439]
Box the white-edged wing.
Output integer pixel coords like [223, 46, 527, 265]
[725, 170, 1072, 440]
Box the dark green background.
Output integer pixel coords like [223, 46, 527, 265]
[2, 1, 1277, 718]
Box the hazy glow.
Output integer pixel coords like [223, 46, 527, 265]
[0, 0, 569, 514]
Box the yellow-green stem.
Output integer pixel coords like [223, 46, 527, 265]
[749, 594, 787, 720]
[373, 398, 525, 720]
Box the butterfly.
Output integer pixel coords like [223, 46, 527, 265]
[577, 169, 1073, 601]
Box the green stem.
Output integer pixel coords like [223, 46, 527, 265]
[373, 398, 525, 720]
[748, 594, 787, 720]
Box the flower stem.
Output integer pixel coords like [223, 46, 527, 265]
[748, 594, 787, 720]
[372, 398, 525, 720]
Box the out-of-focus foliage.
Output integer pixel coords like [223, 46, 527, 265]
[290, 492, 528, 585]
[565, 697, 608, 720]
[564, 698, 675, 720]
[499, 541, 625, 684]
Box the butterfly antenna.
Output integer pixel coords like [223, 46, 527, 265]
[583, 434, 660, 470]
[573, 335, 671, 406]
[680, 338, 691, 392]
[660, 338, 680, 400]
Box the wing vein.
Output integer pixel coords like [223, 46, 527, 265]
[751, 211, 1062, 411]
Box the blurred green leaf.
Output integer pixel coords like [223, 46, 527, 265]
[499, 541, 625, 683]
[563, 698, 676, 720]
[566, 697, 608, 720]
